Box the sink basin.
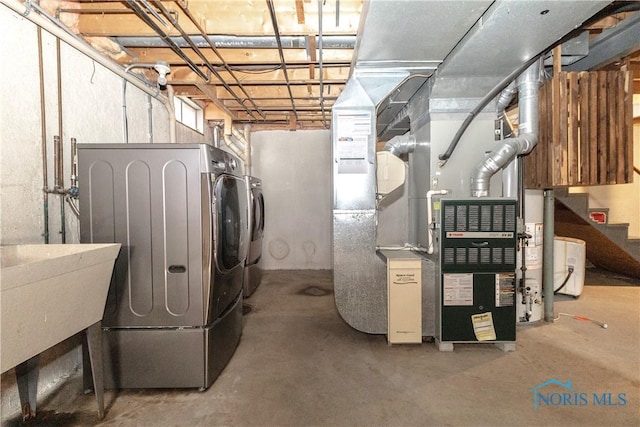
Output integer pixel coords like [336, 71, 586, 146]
[1, 244, 120, 373]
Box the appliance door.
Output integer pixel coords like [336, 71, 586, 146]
[251, 189, 265, 242]
[246, 188, 264, 266]
[208, 174, 248, 322]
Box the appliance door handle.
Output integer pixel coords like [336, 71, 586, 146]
[471, 241, 490, 247]
[168, 265, 187, 273]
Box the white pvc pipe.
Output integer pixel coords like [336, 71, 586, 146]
[242, 125, 251, 175]
[3, 0, 168, 103]
[426, 189, 449, 254]
[165, 85, 177, 143]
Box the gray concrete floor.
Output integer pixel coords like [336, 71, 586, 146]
[3, 270, 639, 426]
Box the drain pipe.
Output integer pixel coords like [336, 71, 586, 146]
[470, 60, 541, 197]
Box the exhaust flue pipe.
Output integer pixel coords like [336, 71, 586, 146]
[383, 134, 416, 157]
[470, 60, 541, 197]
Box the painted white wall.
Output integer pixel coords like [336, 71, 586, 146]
[251, 130, 332, 269]
[569, 98, 640, 238]
[0, 7, 207, 419]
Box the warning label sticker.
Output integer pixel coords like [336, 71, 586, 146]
[443, 273, 473, 306]
[495, 273, 515, 307]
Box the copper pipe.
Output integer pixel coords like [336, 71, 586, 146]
[123, 0, 208, 82]
[174, 2, 266, 120]
[37, 25, 50, 244]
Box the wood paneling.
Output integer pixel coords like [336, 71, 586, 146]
[525, 70, 634, 188]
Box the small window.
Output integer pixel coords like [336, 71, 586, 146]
[173, 96, 204, 134]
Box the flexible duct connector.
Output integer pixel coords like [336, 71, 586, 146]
[383, 134, 417, 157]
[470, 61, 541, 197]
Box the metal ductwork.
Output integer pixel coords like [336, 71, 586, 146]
[383, 134, 417, 157]
[470, 61, 542, 197]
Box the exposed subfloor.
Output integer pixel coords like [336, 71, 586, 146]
[3, 270, 639, 426]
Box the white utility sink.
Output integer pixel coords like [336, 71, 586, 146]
[1, 243, 120, 373]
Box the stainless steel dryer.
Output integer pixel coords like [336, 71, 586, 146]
[243, 176, 264, 297]
[78, 143, 248, 389]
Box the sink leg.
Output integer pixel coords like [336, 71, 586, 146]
[15, 355, 39, 421]
[86, 322, 105, 420]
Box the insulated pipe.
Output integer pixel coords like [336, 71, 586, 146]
[2, 0, 167, 101]
[543, 189, 555, 322]
[114, 35, 357, 49]
[426, 189, 449, 254]
[383, 134, 417, 158]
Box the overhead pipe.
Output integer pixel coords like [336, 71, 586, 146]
[470, 60, 541, 197]
[176, 1, 311, 120]
[2, 0, 167, 101]
[151, 1, 263, 120]
[318, 0, 327, 128]
[115, 35, 357, 49]
[124, 1, 208, 82]
[266, 0, 299, 122]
